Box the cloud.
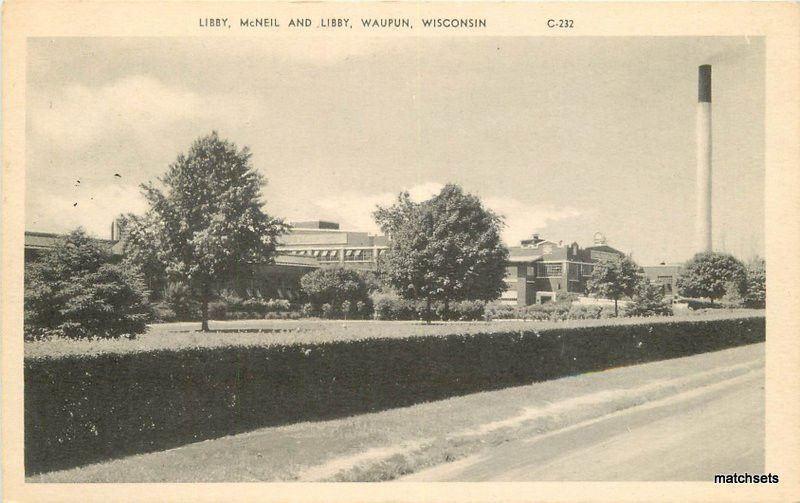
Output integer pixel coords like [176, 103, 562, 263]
[26, 183, 147, 239]
[30, 75, 204, 151]
[310, 182, 583, 244]
[483, 196, 583, 245]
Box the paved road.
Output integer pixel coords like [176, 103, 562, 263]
[405, 355, 765, 481]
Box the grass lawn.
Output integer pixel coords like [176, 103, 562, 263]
[25, 309, 764, 359]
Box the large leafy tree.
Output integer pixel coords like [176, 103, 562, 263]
[586, 255, 641, 316]
[676, 252, 746, 304]
[24, 229, 151, 340]
[374, 184, 509, 322]
[140, 132, 288, 331]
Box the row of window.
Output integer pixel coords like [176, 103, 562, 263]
[513, 262, 595, 278]
[284, 248, 384, 262]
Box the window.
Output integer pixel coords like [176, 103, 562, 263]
[527, 265, 536, 277]
[537, 263, 563, 277]
[568, 262, 581, 278]
[318, 250, 340, 262]
[581, 264, 594, 276]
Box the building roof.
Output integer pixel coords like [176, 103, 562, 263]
[25, 231, 118, 252]
[290, 220, 341, 230]
[273, 254, 321, 268]
[507, 246, 545, 263]
[584, 244, 626, 255]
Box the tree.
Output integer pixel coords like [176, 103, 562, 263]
[140, 132, 288, 331]
[744, 256, 766, 308]
[676, 252, 746, 305]
[300, 266, 371, 317]
[374, 184, 509, 322]
[117, 213, 168, 298]
[586, 255, 641, 316]
[625, 278, 673, 317]
[24, 229, 151, 340]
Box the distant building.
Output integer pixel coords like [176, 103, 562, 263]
[503, 232, 626, 306]
[26, 223, 682, 306]
[277, 221, 388, 271]
[23, 229, 319, 300]
[24, 231, 122, 263]
[642, 263, 685, 297]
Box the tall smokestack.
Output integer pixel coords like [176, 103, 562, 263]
[696, 64, 712, 253]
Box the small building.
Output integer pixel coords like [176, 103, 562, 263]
[642, 263, 685, 297]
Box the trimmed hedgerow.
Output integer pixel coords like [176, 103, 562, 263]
[371, 293, 485, 321]
[24, 316, 764, 474]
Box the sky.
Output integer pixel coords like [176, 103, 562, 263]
[26, 36, 764, 264]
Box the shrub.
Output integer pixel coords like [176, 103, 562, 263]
[301, 303, 315, 318]
[321, 303, 336, 319]
[241, 298, 267, 315]
[373, 292, 415, 321]
[341, 300, 352, 320]
[483, 303, 518, 320]
[264, 311, 301, 320]
[484, 301, 616, 321]
[677, 252, 747, 304]
[625, 280, 673, 317]
[219, 290, 245, 312]
[355, 300, 369, 319]
[437, 300, 485, 321]
[744, 257, 766, 308]
[264, 299, 291, 313]
[24, 229, 152, 340]
[24, 316, 764, 474]
[567, 304, 605, 320]
[151, 302, 177, 323]
[372, 293, 484, 321]
[164, 282, 199, 321]
[300, 266, 370, 312]
[207, 301, 228, 321]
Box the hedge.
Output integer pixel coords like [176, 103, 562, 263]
[25, 316, 764, 474]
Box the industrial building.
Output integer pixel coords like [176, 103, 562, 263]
[25, 224, 630, 306]
[503, 232, 626, 306]
[277, 220, 388, 270]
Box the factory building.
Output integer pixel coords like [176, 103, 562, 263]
[24, 229, 319, 300]
[642, 263, 685, 298]
[503, 232, 626, 306]
[25, 222, 687, 306]
[277, 221, 388, 271]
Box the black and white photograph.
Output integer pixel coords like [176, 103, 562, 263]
[2, 2, 799, 501]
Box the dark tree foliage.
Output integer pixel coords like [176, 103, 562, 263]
[677, 252, 747, 304]
[300, 266, 371, 313]
[24, 229, 151, 340]
[117, 213, 168, 299]
[374, 184, 509, 322]
[744, 256, 766, 308]
[139, 132, 289, 331]
[586, 255, 641, 316]
[625, 278, 674, 317]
